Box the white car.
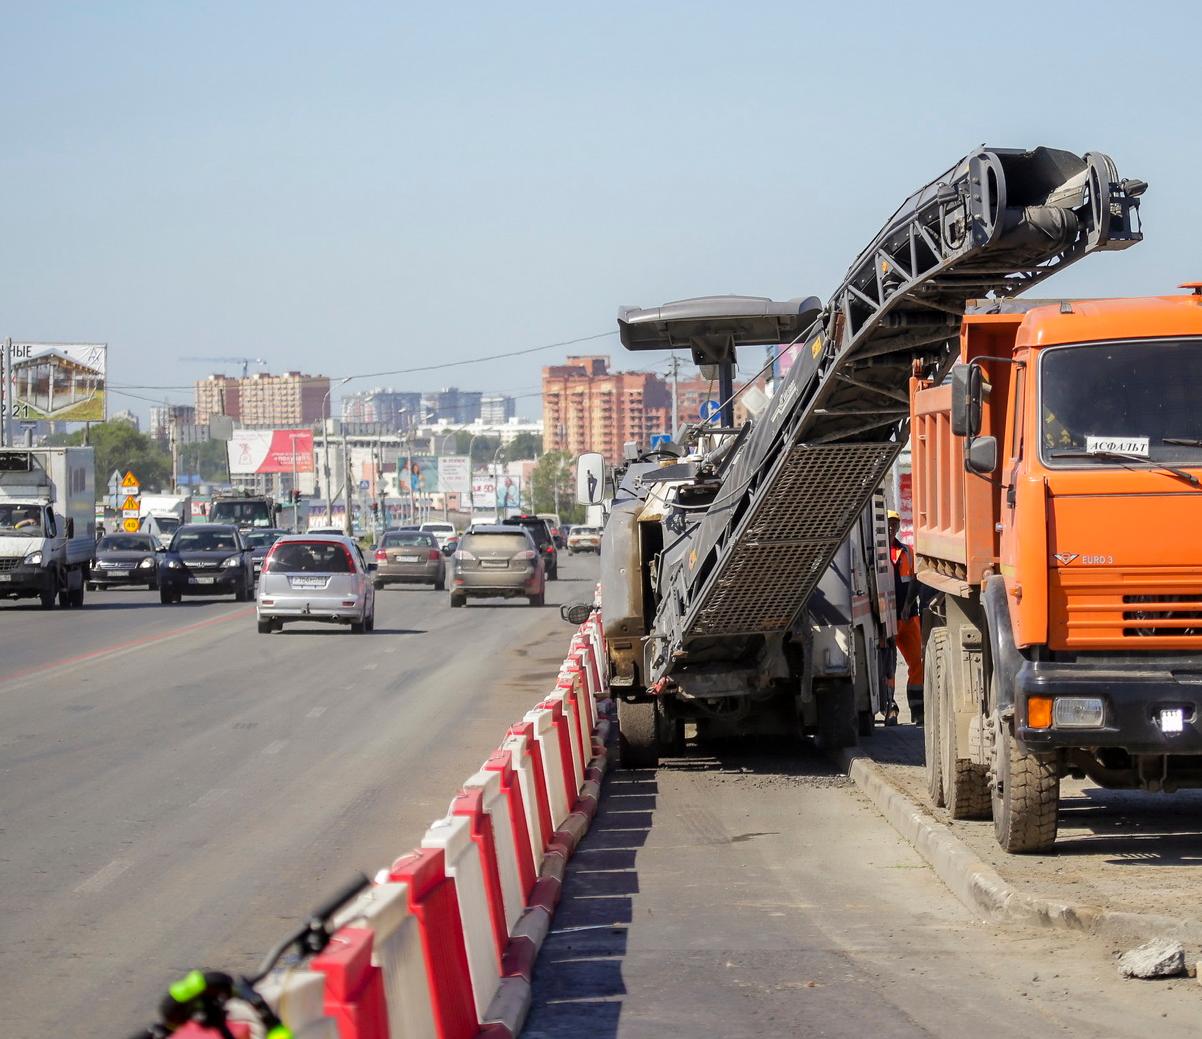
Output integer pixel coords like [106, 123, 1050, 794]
[567, 526, 602, 553]
[419, 521, 457, 549]
[256, 534, 376, 634]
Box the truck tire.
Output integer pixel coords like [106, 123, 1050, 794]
[815, 678, 858, 751]
[854, 629, 875, 738]
[937, 631, 991, 819]
[618, 698, 660, 769]
[69, 583, 84, 608]
[40, 584, 56, 609]
[257, 619, 273, 634]
[991, 719, 1059, 853]
[924, 629, 946, 808]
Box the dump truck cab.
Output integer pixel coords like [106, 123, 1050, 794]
[913, 288, 1202, 851]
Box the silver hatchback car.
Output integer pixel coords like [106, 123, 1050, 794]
[256, 535, 376, 634]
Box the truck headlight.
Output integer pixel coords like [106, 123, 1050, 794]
[139, 557, 155, 569]
[1052, 697, 1105, 728]
[25, 550, 42, 565]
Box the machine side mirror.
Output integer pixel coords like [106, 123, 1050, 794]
[576, 452, 606, 505]
[965, 435, 998, 475]
[560, 602, 593, 625]
[949, 362, 984, 438]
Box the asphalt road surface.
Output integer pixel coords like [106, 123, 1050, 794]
[0, 555, 600, 1037]
[525, 741, 1202, 1038]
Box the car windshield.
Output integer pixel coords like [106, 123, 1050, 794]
[505, 519, 550, 547]
[383, 532, 436, 547]
[155, 517, 181, 532]
[462, 532, 529, 553]
[244, 531, 283, 549]
[574, 528, 599, 536]
[173, 530, 238, 552]
[1042, 340, 1202, 466]
[421, 524, 453, 534]
[267, 541, 353, 573]
[0, 503, 44, 535]
[98, 536, 155, 551]
[210, 500, 273, 527]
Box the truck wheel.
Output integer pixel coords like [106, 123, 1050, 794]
[257, 619, 273, 634]
[450, 592, 466, 608]
[656, 706, 686, 756]
[939, 632, 991, 819]
[857, 710, 875, 738]
[991, 718, 1059, 853]
[69, 584, 85, 608]
[924, 629, 946, 808]
[815, 678, 858, 751]
[433, 575, 445, 591]
[86, 581, 96, 592]
[854, 629, 875, 738]
[618, 698, 660, 769]
[40, 585, 56, 609]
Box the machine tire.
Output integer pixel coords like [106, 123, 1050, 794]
[58, 586, 70, 608]
[815, 679, 858, 751]
[374, 579, 384, 591]
[365, 608, 375, 632]
[433, 575, 445, 591]
[257, 619, 273, 634]
[618, 697, 660, 769]
[69, 583, 84, 608]
[350, 619, 366, 634]
[548, 564, 558, 581]
[940, 635, 992, 819]
[992, 718, 1059, 853]
[86, 581, 96, 592]
[656, 705, 686, 756]
[160, 587, 175, 605]
[857, 710, 875, 738]
[40, 581, 57, 609]
[450, 592, 466, 608]
[924, 629, 946, 808]
[529, 592, 545, 607]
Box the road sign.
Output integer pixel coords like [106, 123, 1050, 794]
[122, 517, 140, 533]
[121, 495, 140, 512]
[649, 433, 672, 449]
[699, 400, 721, 422]
[121, 470, 140, 492]
[359, 479, 370, 492]
[107, 469, 122, 495]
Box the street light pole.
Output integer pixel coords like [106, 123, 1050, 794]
[492, 443, 504, 523]
[322, 376, 351, 528]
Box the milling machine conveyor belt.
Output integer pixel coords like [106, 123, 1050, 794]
[618, 146, 1144, 662]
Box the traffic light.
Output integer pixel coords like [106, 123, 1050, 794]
[292, 489, 301, 504]
[371, 501, 379, 517]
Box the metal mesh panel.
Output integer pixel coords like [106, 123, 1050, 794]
[685, 443, 897, 638]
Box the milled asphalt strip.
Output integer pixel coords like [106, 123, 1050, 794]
[837, 747, 1202, 945]
[0, 605, 255, 688]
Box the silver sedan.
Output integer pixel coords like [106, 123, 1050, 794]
[256, 535, 377, 634]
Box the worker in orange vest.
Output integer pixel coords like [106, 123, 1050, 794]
[886, 510, 924, 726]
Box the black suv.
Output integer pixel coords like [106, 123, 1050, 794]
[501, 515, 558, 580]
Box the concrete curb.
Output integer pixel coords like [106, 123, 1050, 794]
[838, 747, 1202, 946]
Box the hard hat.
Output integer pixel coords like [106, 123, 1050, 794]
[887, 510, 900, 521]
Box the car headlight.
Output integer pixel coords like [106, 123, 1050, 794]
[139, 557, 155, 569]
[25, 550, 42, 565]
[166, 558, 182, 569]
[221, 555, 241, 568]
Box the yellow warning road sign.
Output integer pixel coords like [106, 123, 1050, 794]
[121, 495, 140, 512]
[122, 517, 140, 533]
[121, 470, 140, 490]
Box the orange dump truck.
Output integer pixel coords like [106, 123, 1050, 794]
[911, 288, 1202, 852]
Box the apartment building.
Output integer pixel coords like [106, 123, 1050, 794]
[194, 372, 330, 427]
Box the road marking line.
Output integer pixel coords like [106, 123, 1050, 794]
[75, 859, 131, 894]
[306, 706, 327, 719]
[0, 607, 256, 688]
[189, 787, 230, 809]
[263, 740, 287, 755]
[362, 663, 378, 671]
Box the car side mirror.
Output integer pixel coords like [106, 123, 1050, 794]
[965, 435, 998, 475]
[576, 452, 607, 505]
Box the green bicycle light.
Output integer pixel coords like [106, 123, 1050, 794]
[169, 969, 207, 1003]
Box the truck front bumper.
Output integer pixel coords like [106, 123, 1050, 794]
[1016, 659, 1202, 755]
[0, 565, 53, 596]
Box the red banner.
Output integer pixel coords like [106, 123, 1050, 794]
[227, 429, 314, 474]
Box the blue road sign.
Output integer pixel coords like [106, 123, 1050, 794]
[359, 479, 370, 491]
[699, 400, 721, 422]
[649, 433, 671, 449]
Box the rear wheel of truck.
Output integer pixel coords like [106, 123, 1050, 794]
[40, 585, 56, 609]
[618, 698, 660, 769]
[991, 718, 1059, 853]
[815, 678, 858, 751]
[924, 629, 946, 808]
[936, 630, 991, 819]
[68, 583, 84, 608]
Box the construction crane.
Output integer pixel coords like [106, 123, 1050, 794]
[591, 145, 1145, 765]
[181, 356, 268, 378]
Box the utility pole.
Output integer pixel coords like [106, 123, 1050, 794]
[0, 336, 10, 447]
[492, 444, 504, 523]
[343, 432, 354, 538]
[669, 353, 680, 438]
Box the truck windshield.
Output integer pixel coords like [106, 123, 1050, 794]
[1041, 339, 1202, 467]
[0, 504, 44, 535]
[210, 500, 272, 527]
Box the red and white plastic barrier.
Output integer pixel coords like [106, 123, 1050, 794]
[232, 612, 613, 1039]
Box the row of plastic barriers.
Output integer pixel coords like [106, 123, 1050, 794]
[168, 611, 610, 1039]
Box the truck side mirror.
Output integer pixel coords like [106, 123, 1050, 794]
[965, 435, 998, 475]
[949, 362, 984, 438]
[576, 453, 606, 505]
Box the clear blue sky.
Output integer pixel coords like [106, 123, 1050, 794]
[3, 2, 1199, 422]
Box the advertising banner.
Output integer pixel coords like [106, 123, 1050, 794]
[470, 474, 521, 511]
[6, 341, 107, 422]
[227, 429, 315, 475]
[438, 455, 471, 494]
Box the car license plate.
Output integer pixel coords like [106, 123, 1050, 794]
[193, 576, 216, 584]
[481, 559, 508, 568]
[396, 554, 420, 563]
[110, 569, 131, 577]
[0, 574, 11, 582]
[289, 576, 326, 589]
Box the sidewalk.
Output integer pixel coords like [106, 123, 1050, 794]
[852, 691, 1202, 943]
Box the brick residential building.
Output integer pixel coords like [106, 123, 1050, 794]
[542, 356, 671, 463]
[194, 372, 331, 427]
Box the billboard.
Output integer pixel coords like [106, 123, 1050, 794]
[6, 341, 107, 422]
[227, 429, 315, 475]
[471, 474, 522, 511]
[438, 455, 471, 494]
[399, 454, 439, 494]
